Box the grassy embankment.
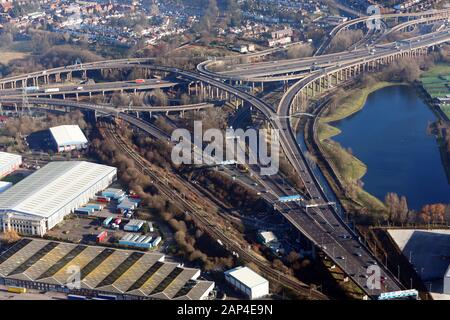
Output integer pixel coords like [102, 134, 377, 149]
[316, 82, 407, 212]
[0, 41, 33, 64]
[420, 63, 450, 118]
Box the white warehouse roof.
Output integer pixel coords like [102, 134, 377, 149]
[0, 161, 116, 218]
[225, 266, 268, 289]
[49, 125, 88, 147]
[0, 151, 22, 166]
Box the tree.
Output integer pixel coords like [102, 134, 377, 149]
[287, 44, 314, 59]
[151, 89, 168, 106]
[0, 33, 13, 48]
[398, 196, 409, 224]
[384, 192, 400, 223]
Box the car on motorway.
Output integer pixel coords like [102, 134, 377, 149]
[354, 252, 362, 257]
[337, 256, 346, 260]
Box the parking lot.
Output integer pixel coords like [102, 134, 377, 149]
[46, 194, 163, 251]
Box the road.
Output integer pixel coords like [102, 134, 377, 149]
[0, 25, 448, 296]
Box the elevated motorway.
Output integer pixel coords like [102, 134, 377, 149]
[0, 64, 401, 297]
[0, 58, 153, 90]
[196, 9, 449, 82]
[315, 8, 449, 55]
[0, 79, 177, 98]
[0, 28, 447, 295]
[199, 28, 449, 82]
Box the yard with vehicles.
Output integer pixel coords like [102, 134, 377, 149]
[45, 188, 163, 251]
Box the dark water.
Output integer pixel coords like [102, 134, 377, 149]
[331, 85, 450, 210]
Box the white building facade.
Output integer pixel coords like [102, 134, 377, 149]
[224, 266, 269, 299]
[49, 125, 88, 152]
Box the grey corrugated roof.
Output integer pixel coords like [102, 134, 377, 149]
[0, 161, 116, 218]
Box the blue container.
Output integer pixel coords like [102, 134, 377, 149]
[103, 216, 113, 226]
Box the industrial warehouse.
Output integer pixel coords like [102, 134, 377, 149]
[0, 151, 22, 179]
[49, 125, 88, 152]
[0, 239, 215, 300]
[0, 161, 117, 236]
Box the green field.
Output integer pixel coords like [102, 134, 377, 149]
[420, 63, 450, 117]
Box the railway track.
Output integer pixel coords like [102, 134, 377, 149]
[99, 121, 328, 300]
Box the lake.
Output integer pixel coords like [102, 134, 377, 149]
[331, 85, 450, 210]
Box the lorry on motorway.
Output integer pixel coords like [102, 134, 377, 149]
[24, 86, 40, 93]
[7, 286, 27, 294]
[67, 294, 87, 300]
[44, 88, 60, 93]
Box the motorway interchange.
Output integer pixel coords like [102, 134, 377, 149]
[0, 8, 449, 299]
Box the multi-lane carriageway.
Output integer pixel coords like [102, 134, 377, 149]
[0, 62, 404, 298]
[198, 9, 450, 82]
[0, 21, 448, 298]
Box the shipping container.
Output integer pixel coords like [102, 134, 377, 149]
[103, 216, 113, 226]
[142, 236, 153, 244]
[74, 208, 93, 215]
[152, 236, 162, 247]
[123, 233, 134, 241]
[130, 234, 140, 242]
[7, 286, 27, 294]
[86, 204, 103, 211]
[114, 218, 122, 225]
[97, 231, 108, 243]
[135, 79, 145, 84]
[96, 196, 111, 203]
[136, 235, 147, 243]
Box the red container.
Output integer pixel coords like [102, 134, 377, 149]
[96, 196, 110, 203]
[135, 79, 145, 84]
[114, 218, 122, 225]
[97, 231, 108, 243]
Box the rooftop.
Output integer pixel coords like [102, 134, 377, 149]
[0, 151, 21, 166]
[0, 239, 214, 300]
[49, 125, 88, 147]
[0, 161, 116, 218]
[225, 266, 268, 288]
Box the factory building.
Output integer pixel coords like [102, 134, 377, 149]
[444, 264, 450, 295]
[0, 161, 117, 236]
[0, 151, 22, 178]
[49, 125, 88, 152]
[0, 239, 215, 300]
[224, 266, 269, 299]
